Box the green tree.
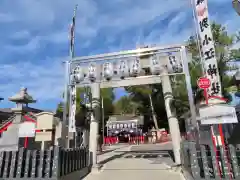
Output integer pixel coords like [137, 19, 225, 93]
[113, 95, 139, 115]
[172, 22, 240, 116]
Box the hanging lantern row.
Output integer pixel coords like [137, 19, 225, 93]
[70, 55, 182, 84]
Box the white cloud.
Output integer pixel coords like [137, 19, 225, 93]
[5, 36, 42, 53]
[11, 30, 31, 40]
[0, 57, 64, 101]
[0, 13, 15, 23]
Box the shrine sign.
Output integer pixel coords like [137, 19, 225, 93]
[195, 0, 222, 103]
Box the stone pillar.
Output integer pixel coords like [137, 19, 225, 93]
[161, 69, 181, 165]
[82, 129, 89, 147]
[89, 83, 100, 168]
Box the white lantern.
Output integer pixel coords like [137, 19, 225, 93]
[88, 63, 97, 82]
[118, 60, 129, 79]
[167, 55, 183, 73]
[150, 54, 161, 75]
[129, 58, 141, 77]
[73, 66, 84, 83]
[102, 62, 113, 80]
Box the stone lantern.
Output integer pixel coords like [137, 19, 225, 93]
[9, 87, 36, 107]
[9, 87, 36, 123]
[0, 88, 36, 151]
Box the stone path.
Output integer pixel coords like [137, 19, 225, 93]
[84, 144, 184, 180]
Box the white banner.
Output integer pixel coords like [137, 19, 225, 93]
[195, 0, 222, 102]
[69, 85, 76, 132]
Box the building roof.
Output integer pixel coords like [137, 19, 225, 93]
[0, 107, 44, 114]
[0, 108, 13, 113]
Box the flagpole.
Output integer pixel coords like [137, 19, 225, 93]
[63, 4, 78, 148]
[70, 4, 78, 59]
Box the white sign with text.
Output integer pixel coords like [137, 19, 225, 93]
[199, 105, 238, 124]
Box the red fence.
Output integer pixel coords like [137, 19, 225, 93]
[104, 134, 171, 145]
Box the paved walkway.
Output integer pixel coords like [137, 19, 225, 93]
[84, 145, 184, 180]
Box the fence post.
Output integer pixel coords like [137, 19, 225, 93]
[3, 151, 10, 178]
[38, 150, 44, 178]
[189, 142, 201, 179]
[209, 144, 221, 180]
[0, 151, 4, 177]
[70, 149, 73, 173]
[61, 149, 65, 176]
[219, 146, 232, 179]
[84, 148, 87, 168]
[31, 150, 37, 178]
[24, 150, 31, 178]
[229, 145, 240, 178]
[81, 148, 84, 169]
[45, 149, 52, 178]
[77, 148, 80, 170]
[9, 151, 17, 178]
[73, 148, 76, 171]
[200, 145, 211, 179]
[52, 146, 60, 178]
[65, 149, 69, 175]
[16, 147, 24, 178]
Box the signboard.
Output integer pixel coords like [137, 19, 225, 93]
[199, 105, 238, 125]
[195, 0, 222, 103]
[35, 131, 52, 141]
[36, 112, 54, 130]
[197, 77, 210, 89]
[19, 122, 35, 137]
[197, 77, 211, 104]
[108, 122, 137, 130]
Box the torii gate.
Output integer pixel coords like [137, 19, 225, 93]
[63, 45, 197, 168]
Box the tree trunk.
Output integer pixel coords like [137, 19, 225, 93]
[149, 94, 159, 129]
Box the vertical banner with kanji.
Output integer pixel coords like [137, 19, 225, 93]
[69, 85, 76, 132]
[194, 0, 222, 103]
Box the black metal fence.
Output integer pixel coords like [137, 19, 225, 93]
[0, 146, 90, 179]
[181, 141, 240, 179]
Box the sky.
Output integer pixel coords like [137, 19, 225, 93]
[0, 0, 239, 111]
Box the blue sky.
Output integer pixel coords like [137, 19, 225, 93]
[0, 0, 239, 111]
